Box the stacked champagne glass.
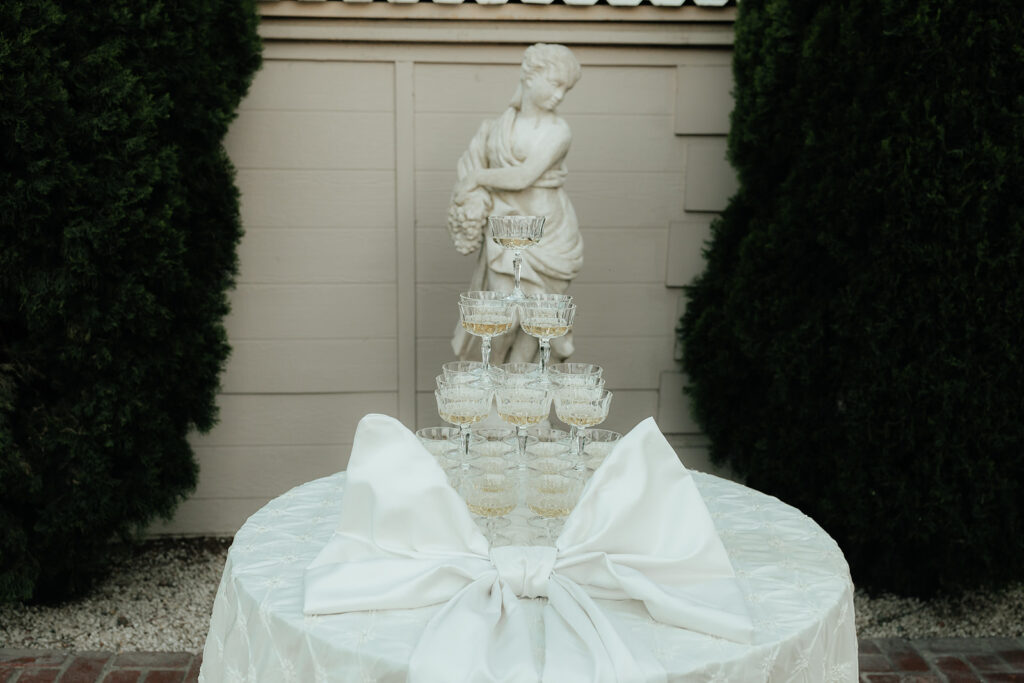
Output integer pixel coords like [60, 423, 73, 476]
[416, 215, 622, 545]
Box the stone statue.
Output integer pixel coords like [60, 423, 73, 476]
[448, 43, 584, 366]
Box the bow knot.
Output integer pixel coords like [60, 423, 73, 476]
[490, 545, 556, 598]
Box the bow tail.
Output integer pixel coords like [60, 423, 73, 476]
[409, 573, 540, 683]
[542, 576, 667, 683]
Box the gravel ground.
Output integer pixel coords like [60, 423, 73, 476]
[0, 538, 229, 653]
[1, 538, 1021, 652]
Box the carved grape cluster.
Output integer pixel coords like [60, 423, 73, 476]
[447, 189, 490, 255]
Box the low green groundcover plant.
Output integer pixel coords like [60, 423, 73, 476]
[0, 1, 261, 601]
[680, 0, 1024, 596]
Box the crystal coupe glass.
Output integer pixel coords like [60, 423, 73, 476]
[494, 381, 552, 468]
[487, 215, 545, 301]
[467, 431, 517, 471]
[460, 469, 518, 546]
[523, 428, 573, 476]
[492, 362, 543, 386]
[415, 426, 462, 481]
[547, 363, 603, 387]
[525, 466, 583, 544]
[520, 298, 575, 377]
[580, 428, 622, 478]
[459, 292, 515, 382]
[435, 376, 493, 462]
[554, 386, 613, 463]
[441, 361, 486, 384]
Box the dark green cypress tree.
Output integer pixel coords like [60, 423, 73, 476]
[0, 0, 261, 601]
[680, 0, 1024, 596]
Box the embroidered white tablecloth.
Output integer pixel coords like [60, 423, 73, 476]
[199, 469, 857, 682]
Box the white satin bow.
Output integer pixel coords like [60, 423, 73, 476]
[304, 414, 752, 682]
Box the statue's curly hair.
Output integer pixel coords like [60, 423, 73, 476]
[510, 43, 581, 109]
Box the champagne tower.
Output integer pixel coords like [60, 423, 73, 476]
[421, 215, 617, 545]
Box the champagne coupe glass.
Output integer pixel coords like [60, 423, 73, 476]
[554, 386, 613, 464]
[550, 378, 603, 426]
[524, 291, 573, 308]
[415, 426, 462, 482]
[459, 292, 516, 382]
[492, 362, 542, 387]
[460, 468, 518, 546]
[487, 215, 545, 301]
[525, 426, 572, 453]
[524, 428, 573, 477]
[442, 361, 485, 384]
[435, 377, 493, 464]
[581, 428, 622, 479]
[494, 381, 552, 469]
[548, 376, 604, 445]
[468, 431, 517, 473]
[520, 300, 576, 377]
[547, 363, 603, 388]
[525, 466, 584, 544]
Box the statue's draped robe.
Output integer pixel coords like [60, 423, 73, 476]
[451, 107, 584, 364]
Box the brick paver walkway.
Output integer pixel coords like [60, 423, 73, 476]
[0, 651, 200, 683]
[859, 638, 1024, 682]
[2, 637, 1023, 681]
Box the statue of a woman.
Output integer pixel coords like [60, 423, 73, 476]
[448, 43, 584, 366]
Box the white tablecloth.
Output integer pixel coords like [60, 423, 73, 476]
[199, 471, 857, 682]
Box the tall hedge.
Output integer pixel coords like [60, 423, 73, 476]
[0, 1, 261, 601]
[680, 1, 1024, 596]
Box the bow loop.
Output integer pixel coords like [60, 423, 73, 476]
[490, 545, 556, 598]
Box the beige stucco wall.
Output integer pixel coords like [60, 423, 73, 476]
[155, 5, 738, 535]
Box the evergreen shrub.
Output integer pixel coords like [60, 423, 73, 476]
[680, 0, 1024, 596]
[0, 0, 261, 601]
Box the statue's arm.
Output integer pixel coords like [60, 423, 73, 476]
[447, 120, 493, 255]
[451, 120, 492, 202]
[472, 121, 571, 192]
[456, 121, 490, 182]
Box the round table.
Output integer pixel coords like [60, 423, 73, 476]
[199, 471, 857, 682]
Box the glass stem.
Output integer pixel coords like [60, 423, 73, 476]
[575, 427, 586, 463]
[512, 249, 523, 294]
[539, 338, 551, 373]
[480, 335, 491, 373]
[516, 425, 528, 469]
[460, 425, 471, 465]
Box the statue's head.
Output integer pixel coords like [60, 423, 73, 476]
[511, 44, 582, 110]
